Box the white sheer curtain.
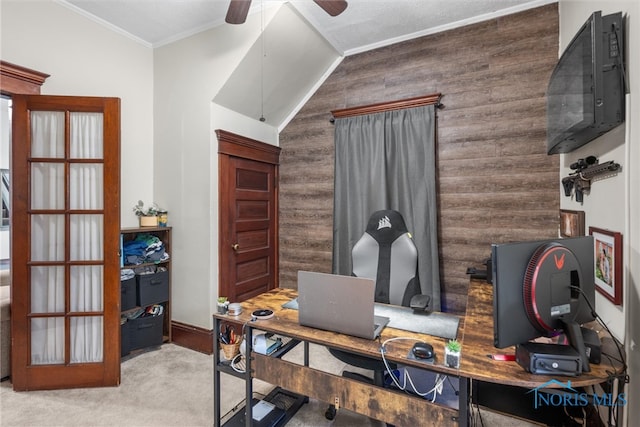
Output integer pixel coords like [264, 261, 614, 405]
[30, 111, 104, 364]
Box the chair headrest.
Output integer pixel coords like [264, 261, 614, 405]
[365, 210, 409, 245]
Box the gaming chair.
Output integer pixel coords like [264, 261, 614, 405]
[325, 209, 423, 421]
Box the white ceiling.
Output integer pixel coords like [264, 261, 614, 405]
[58, 0, 556, 128]
[61, 0, 554, 53]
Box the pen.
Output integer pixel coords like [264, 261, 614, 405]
[219, 333, 229, 344]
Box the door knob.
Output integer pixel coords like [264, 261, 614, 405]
[232, 243, 240, 251]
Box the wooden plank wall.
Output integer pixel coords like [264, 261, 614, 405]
[278, 4, 560, 314]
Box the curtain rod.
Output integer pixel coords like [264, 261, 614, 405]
[330, 93, 443, 123]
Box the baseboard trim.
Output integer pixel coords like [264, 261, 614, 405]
[171, 321, 214, 355]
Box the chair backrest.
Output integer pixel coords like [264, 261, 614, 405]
[351, 210, 420, 306]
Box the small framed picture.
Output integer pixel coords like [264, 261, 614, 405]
[589, 227, 623, 306]
[559, 209, 585, 238]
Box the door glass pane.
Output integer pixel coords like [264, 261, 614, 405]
[31, 215, 65, 261]
[70, 266, 103, 312]
[70, 112, 103, 159]
[31, 317, 64, 365]
[30, 266, 65, 314]
[30, 111, 65, 158]
[70, 164, 103, 209]
[70, 214, 103, 261]
[31, 162, 64, 209]
[70, 316, 103, 363]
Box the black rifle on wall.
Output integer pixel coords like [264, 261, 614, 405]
[562, 156, 621, 203]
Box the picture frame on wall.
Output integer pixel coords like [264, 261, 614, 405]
[589, 227, 623, 306]
[560, 209, 585, 238]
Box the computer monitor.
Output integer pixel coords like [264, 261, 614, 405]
[491, 236, 595, 351]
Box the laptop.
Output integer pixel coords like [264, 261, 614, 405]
[297, 271, 390, 339]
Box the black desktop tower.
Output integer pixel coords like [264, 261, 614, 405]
[516, 342, 582, 376]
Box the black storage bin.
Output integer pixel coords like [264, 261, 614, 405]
[121, 278, 137, 311]
[136, 270, 169, 306]
[121, 321, 131, 357]
[129, 313, 164, 351]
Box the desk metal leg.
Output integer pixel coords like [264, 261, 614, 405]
[245, 325, 253, 427]
[458, 377, 470, 427]
[304, 341, 309, 367]
[213, 317, 222, 427]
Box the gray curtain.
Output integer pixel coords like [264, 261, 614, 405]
[332, 104, 441, 310]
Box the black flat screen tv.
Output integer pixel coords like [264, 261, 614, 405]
[546, 11, 626, 154]
[491, 236, 595, 349]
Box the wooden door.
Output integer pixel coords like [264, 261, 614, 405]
[217, 130, 280, 302]
[11, 95, 121, 390]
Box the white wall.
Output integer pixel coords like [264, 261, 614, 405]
[1, 0, 284, 332]
[559, 1, 639, 424]
[153, 11, 279, 329]
[0, 0, 155, 225]
[0, 98, 9, 260]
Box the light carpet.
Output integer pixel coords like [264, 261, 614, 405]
[0, 343, 538, 426]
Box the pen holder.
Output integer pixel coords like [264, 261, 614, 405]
[221, 342, 241, 360]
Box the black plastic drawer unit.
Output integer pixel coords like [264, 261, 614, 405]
[128, 313, 164, 351]
[136, 270, 169, 306]
[121, 278, 137, 311]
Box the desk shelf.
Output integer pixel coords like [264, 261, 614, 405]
[213, 317, 309, 427]
[221, 388, 307, 427]
[216, 361, 244, 378]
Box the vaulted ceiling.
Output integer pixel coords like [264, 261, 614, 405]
[60, 0, 556, 128]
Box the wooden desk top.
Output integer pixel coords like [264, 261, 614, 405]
[214, 282, 618, 388]
[460, 279, 619, 388]
[214, 287, 463, 375]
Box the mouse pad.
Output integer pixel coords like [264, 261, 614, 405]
[406, 350, 434, 364]
[374, 304, 460, 340]
[282, 298, 298, 310]
[282, 298, 459, 340]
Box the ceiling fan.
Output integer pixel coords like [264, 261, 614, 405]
[225, 0, 348, 24]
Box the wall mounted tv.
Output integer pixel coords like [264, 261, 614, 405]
[546, 11, 626, 155]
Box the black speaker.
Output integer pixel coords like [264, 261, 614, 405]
[582, 327, 602, 364]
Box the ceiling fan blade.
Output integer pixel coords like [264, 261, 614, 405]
[313, 0, 348, 17]
[226, 0, 252, 24]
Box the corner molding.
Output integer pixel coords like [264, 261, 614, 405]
[216, 129, 281, 165]
[0, 61, 49, 95]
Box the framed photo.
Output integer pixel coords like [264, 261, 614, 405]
[560, 209, 585, 238]
[589, 227, 623, 305]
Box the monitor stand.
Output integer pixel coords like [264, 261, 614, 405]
[562, 319, 591, 373]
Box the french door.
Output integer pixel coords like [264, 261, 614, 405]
[11, 95, 121, 390]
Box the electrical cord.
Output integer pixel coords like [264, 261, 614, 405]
[380, 337, 447, 401]
[611, 22, 629, 94]
[569, 284, 628, 426]
[568, 285, 628, 377]
[470, 401, 485, 427]
[231, 353, 246, 373]
[564, 404, 587, 425]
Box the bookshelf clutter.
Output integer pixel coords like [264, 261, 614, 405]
[120, 226, 172, 358]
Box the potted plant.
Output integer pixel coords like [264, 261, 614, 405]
[133, 200, 161, 227]
[217, 297, 229, 314]
[445, 339, 461, 368]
